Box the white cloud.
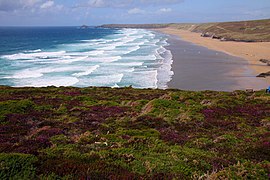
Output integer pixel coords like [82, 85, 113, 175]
[0, 0, 41, 11]
[128, 8, 145, 14]
[140, 0, 183, 6]
[40, 1, 54, 9]
[21, 0, 41, 8]
[159, 8, 172, 13]
[55, 4, 64, 11]
[75, 0, 184, 9]
[88, 0, 106, 8]
[127, 7, 172, 15]
[82, 0, 130, 8]
[0, 0, 61, 11]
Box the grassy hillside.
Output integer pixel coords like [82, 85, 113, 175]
[100, 24, 170, 29]
[100, 23, 197, 30]
[0, 86, 269, 179]
[192, 19, 270, 42]
[101, 19, 270, 42]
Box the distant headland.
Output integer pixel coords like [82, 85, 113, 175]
[79, 25, 90, 29]
[100, 19, 270, 84]
[100, 19, 270, 42]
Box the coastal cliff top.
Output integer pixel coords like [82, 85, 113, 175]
[101, 19, 270, 42]
[0, 86, 269, 179]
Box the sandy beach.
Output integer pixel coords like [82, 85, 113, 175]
[163, 35, 268, 91]
[155, 28, 270, 84]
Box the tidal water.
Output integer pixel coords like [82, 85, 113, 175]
[0, 27, 173, 88]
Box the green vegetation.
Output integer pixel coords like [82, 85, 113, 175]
[0, 86, 269, 179]
[0, 153, 37, 179]
[192, 19, 270, 42]
[100, 23, 171, 29]
[101, 18, 270, 42]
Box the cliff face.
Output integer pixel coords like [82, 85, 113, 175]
[0, 86, 269, 179]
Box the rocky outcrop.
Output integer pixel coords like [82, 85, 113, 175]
[212, 35, 222, 39]
[200, 33, 257, 42]
[201, 32, 214, 37]
[257, 71, 270, 78]
[259, 59, 270, 66]
[80, 25, 89, 29]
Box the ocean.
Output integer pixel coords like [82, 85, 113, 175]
[0, 27, 173, 89]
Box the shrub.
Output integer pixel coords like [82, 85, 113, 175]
[0, 100, 34, 122]
[0, 153, 38, 179]
[215, 161, 269, 179]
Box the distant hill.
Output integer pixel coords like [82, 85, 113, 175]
[192, 19, 270, 42]
[100, 19, 270, 42]
[100, 23, 170, 29]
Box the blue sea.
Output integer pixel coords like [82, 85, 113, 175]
[0, 27, 173, 88]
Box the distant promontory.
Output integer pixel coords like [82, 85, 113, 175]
[100, 19, 270, 42]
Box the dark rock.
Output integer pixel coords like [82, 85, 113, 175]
[259, 59, 270, 66]
[230, 39, 256, 42]
[256, 71, 270, 78]
[245, 89, 254, 93]
[219, 37, 256, 42]
[201, 32, 214, 37]
[80, 25, 89, 29]
[212, 35, 221, 39]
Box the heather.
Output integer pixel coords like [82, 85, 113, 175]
[0, 86, 269, 179]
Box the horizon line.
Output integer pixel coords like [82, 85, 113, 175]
[0, 18, 269, 27]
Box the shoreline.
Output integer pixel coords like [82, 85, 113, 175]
[155, 28, 270, 85]
[152, 31, 268, 91]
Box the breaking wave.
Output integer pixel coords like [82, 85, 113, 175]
[0, 28, 173, 88]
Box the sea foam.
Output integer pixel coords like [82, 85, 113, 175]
[72, 65, 100, 77]
[1, 28, 173, 89]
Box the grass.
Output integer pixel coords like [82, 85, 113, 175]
[0, 86, 269, 179]
[101, 18, 270, 42]
[192, 19, 270, 42]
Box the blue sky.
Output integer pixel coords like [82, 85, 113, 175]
[0, 0, 270, 26]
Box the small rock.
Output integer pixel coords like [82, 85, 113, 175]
[257, 71, 270, 78]
[220, 37, 227, 41]
[245, 89, 254, 93]
[261, 119, 270, 128]
[200, 100, 212, 106]
[201, 32, 213, 37]
[159, 94, 172, 100]
[212, 35, 221, 39]
[259, 59, 270, 64]
[213, 136, 226, 143]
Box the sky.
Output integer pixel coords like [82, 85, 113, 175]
[0, 0, 270, 26]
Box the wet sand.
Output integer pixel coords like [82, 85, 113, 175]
[156, 28, 270, 85]
[165, 35, 268, 91]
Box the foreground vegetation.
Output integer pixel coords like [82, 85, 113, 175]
[0, 86, 269, 179]
[101, 18, 270, 42]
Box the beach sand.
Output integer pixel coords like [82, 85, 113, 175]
[156, 28, 270, 85]
[164, 35, 268, 91]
